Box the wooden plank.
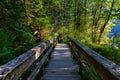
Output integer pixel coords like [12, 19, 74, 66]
[41, 77, 80, 80]
[68, 36, 120, 80]
[41, 44, 81, 80]
[0, 37, 56, 80]
[42, 75, 80, 80]
[44, 68, 78, 75]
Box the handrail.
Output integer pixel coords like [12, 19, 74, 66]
[68, 36, 120, 80]
[0, 36, 57, 80]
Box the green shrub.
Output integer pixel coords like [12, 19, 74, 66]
[0, 29, 16, 48]
[88, 44, 120, 65]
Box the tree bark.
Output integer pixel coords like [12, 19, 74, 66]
[98, 0, 114, 44]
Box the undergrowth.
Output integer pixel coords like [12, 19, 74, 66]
[87, 44, 120, 65]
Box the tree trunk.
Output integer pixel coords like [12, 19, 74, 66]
[98, 0, 114, 44]
[91, 1, 103, 43]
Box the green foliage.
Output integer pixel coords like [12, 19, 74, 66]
[57, 26, 68, 43]
[0, 0, 120, 78]
[0, 0, 51, 65]
[88, 43, 120, 65]
[80, 65, 102, 80]
[57, 26, 68, 34]
[112, 33, 120, 48]
[0, 28, 16, 48]
[15, 31, 34, 44]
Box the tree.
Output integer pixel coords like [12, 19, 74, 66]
[111, 33, 120, 48]
[86, 0, 115, 44]
[25, 0, 51, 41]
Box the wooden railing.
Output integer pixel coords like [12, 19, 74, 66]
[0, 36, 57, 80]
[1, 35, 120, 80]
[68, 36, 120, 80]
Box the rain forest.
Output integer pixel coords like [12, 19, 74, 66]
[0, 0, 120, 80]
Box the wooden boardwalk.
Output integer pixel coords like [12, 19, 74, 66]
[41, 44, 81, 80]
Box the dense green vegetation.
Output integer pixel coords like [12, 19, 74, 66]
[0, 0, 51, 65]
[0, 0, 120, 66]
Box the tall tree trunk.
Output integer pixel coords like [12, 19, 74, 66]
[92, 1, 103, 43]
[24, 0, 29, 26]
[51, 17, 58, 33]
[98, 0, 114, 44]
[74, 0, 81, 31]
[92, 5, 97, 43]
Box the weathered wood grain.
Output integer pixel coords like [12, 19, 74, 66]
[27, 45, 54, 80]
[41, 44, 81, 80]
[0, 37, 56, 80]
